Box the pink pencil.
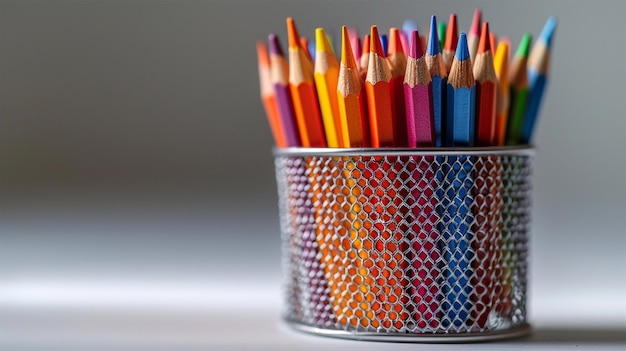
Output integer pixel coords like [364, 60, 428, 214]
[403, 30, 435, 147]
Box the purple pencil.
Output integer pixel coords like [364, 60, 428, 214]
[269, 34, 300, 147]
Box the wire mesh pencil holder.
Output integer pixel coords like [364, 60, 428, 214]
[274, 147, 533, 342]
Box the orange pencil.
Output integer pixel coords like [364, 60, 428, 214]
[365, 26, 395, 147]
[287, 17, 326, 147]
[494, 41, 510, 146]
[489, 32, 497, 57]
[387, 28, 408, 147]
[338, 26, 369, 147]
[256, 41, 286, 147]
[442, 13, 459, 73]
[314, 28, 343, 147]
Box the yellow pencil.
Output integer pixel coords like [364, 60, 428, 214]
[314, 28, 343, 147]
[494, 41, 510, 146]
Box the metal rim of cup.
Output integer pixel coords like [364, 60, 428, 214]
[273, 146, 535, 157]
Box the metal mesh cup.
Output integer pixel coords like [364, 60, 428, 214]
[274, 147, 533, 342]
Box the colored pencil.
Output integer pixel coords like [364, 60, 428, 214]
[473, 22, 497, 146]
[443, 13, 459, 74]
[489, 33, 497, 57]
[338, 26, 369, 148]
[438, 20, 446, 52]
[505, 33, 532, 145]
[404, 30, 435, 147]
[387, 28, 408, 147]
[287, 18, 326, 147]
[468, 8, 482, 64]
[314, 28, 343, 148]
[442, 33, 476, 327]
[404, 29, 441, 328]
[268, 34, 300, 146]
[521, 17, 557, 144]
[399, 31, 409, 61]
[494, 41, 510, 146]
[365, 26, 395, 147]
[425, 15, 448, 147]
[301, 37, 314, 62]
[446, 33, 476, 147]
[471, 22, 501, 328]
[257, 41, 287, 148]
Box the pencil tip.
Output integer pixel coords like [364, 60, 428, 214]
[409, 30, 423, 59]
[456, 32, 470, 61]
[341, 26, 356, 67]
[477, 22, 490, 54]
[257, 41, 269, 64]
[427, 15, 440, 55]
[268, 33, 285, 56]
[470, 8, 482, 34]
[370, 26, 385, 56]
[388, 28, 403, 55]
[539, 16, 558, 47]
[315, 28, 332, 53]
[516, 33, 532, 58]
[444, 13, 458, 51]
[286, 17, 300, 49]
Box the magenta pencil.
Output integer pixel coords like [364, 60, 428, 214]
[404, 30, 435, 147]
[403, 29, 440, 329]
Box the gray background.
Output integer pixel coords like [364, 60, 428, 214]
[1, 0, 625, 349]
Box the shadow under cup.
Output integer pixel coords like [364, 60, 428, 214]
[274, 147, 533, 342]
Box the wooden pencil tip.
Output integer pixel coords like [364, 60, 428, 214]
[477, 22, 491, 54]
[409, 30, 423, 59]
[370, 26, 384, 56]
[388, 28, 403, 55]
[445, 13, 459, 51]
[539, 16, 558, 47]
[257, 41, 270, 66]
[470, 8, 482, 35]
[315, 28, 332, 53]
[456, 33, 470, 61]
[427, 15, 440, 55]
[268, 33, 285, 57]
[516, 33, 532, 58]
[286, 17, 300, 49]
[489, 32, 497, 54]
[341, 26, 356, 67]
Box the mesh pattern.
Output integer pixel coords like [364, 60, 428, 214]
[275, 152, 532, 335]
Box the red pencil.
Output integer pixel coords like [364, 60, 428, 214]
[474, 22, 497, 146]
[387, 28, 408, 146]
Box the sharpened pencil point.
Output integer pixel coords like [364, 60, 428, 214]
[388, 28, 403, 55]
[427, 16, 440, 55]
[516, 33, 532, 58]
[268, 34, 285, 56]
[470, 8, 482, 35]
[370, 26, 384, 56]
[444, 13, 459, 51]
[456, 33, 470, 61]
[409, 30, 424, 59]
[341, 26, 356, 67]
[538, 16, 558, 47]
[478, 22, 491, 54]
[316, 28, 333, 54]
[286, 17, 300, 49]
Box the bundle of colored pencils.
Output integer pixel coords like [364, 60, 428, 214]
[257, 10, 556, 149]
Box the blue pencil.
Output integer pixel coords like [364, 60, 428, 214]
[442, 33, 476, 328]
[426, 15, 448, 147]
[521, 17, 557, 144]
[380, 34, 388, 56]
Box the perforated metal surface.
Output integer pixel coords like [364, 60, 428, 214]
[275, 149, 532, 338]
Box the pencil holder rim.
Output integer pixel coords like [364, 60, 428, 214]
[273, 145, 534, 157]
